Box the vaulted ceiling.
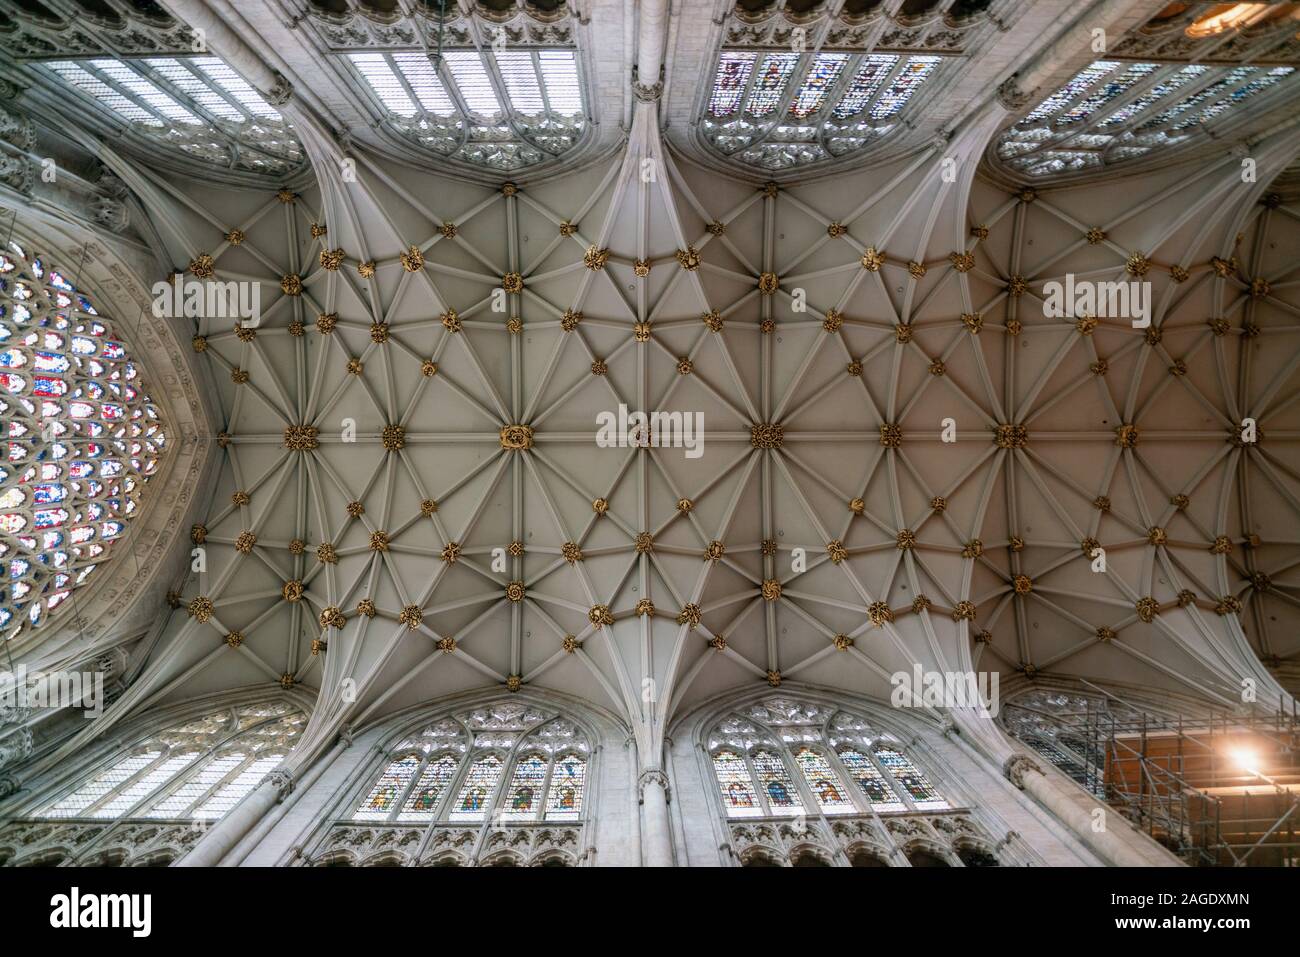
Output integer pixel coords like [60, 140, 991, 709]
[2, 0, 1300, 775]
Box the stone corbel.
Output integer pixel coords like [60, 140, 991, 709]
[996, 74, 1035, 112]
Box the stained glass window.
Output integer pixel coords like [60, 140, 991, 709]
[354, 754, 421, 821]
[347, 707, 591, 830]
[708, 697, 955, 817]
[545, 753, 586, 821]
[870, 56, 940, 120]
[789, 54, 849, 119]
[702, 51, 943, 170]
[40, 57, 302, 177]
[0, 242, 167, 638]
[397, 754, 459, 821]
[874, 746, 948, 810]
[708, 52, 756, 117]
[501, 753, 548, 821]
[39, 703, 303, 821]
[793, 747, 855, 814]
[998, 59, 1298, 178]
[346, 48, 586, 170]
[837, 748, 905, 811]
[752, 749, 803, 815]
[713, 749, 761, 818]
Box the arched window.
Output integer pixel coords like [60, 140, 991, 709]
[37, 702, 303, 821]
[344, 47, 588, 171]
[994, 58, 1297, 178]
[1000, 688, 1157, 797]
[350, 703, 590, 825]
[700, 50, 941, 171]
[0, 241, 167, 637]
[35, 56, 303, 178]
[707, 696, 950, 819]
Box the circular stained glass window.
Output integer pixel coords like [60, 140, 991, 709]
[0, 241, 167, 636]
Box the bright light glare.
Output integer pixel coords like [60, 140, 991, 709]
[1229, 747, 1259, 774]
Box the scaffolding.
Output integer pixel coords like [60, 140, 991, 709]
[1078, 688, 1299, 866]
[1009, 685, 1300, 866]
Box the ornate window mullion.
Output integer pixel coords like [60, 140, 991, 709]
[860, 55, 910, 129]
[384, 751, 431, 823]
[75, 61, 179, 132]
[534, 753, 558, 823]
[478, 50, 539, 151]
[824, 741, 873, 816]
[748, 53, 811, 152]
[741, 748, 776, 817]
[1049, 63, 1180, 151]
[867, 744, 919, 812]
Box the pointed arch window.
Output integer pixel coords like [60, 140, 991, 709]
[37, 56, 303, 177]
[38, 702, 304, 821]
[344, 47, 587, 170]
[706, 696, 952, 819]
[700, 50, 942, 170]
[996, 58, 1297, 178]
[349, 705, 590, 825]
[0, 241, 167, 637]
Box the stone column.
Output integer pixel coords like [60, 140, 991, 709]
[176, 768, 291, 867]
[639, 768, 674, 867]
[1004, 754, 1181, 867]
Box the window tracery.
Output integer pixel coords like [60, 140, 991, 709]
[996, 57, 1298, 178]
[707, 696, 950, 819]
[1000, 688, 1152, 796]
[344, 47, 586, 170]
[37, 702, 304, 821]
[0, 241, 167, 637]
[700, 49, 941, 170]
[349, 703, 590, 825]
[37, 56, 303, 177]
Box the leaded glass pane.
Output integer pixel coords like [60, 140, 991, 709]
[353, 753, 421, 821]
[837, 748, 904, 811]
[875, 746, 948, 809]
[793, 747, 854, 814]
[501, 753, 548, 820]
[544, 753, 585, 821]
[44, 751, 160, 817]
[709, 52, 756, 117]
[93, 753, 198, 818]
[789, 54, 849, 119]
[396, 754, 458, 821]
[449, 754, 505, 821]
[0, 245, 167, 636]
[146, 753, 243, 818]
[713, 749, 761, 818]
[746, 53, 800, 117]
[752, 749, 803, 815]
[193, 755, 282, 820]
[40, 57, 301, 175]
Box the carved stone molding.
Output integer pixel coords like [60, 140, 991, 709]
[1003, 753, 1045, 789]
